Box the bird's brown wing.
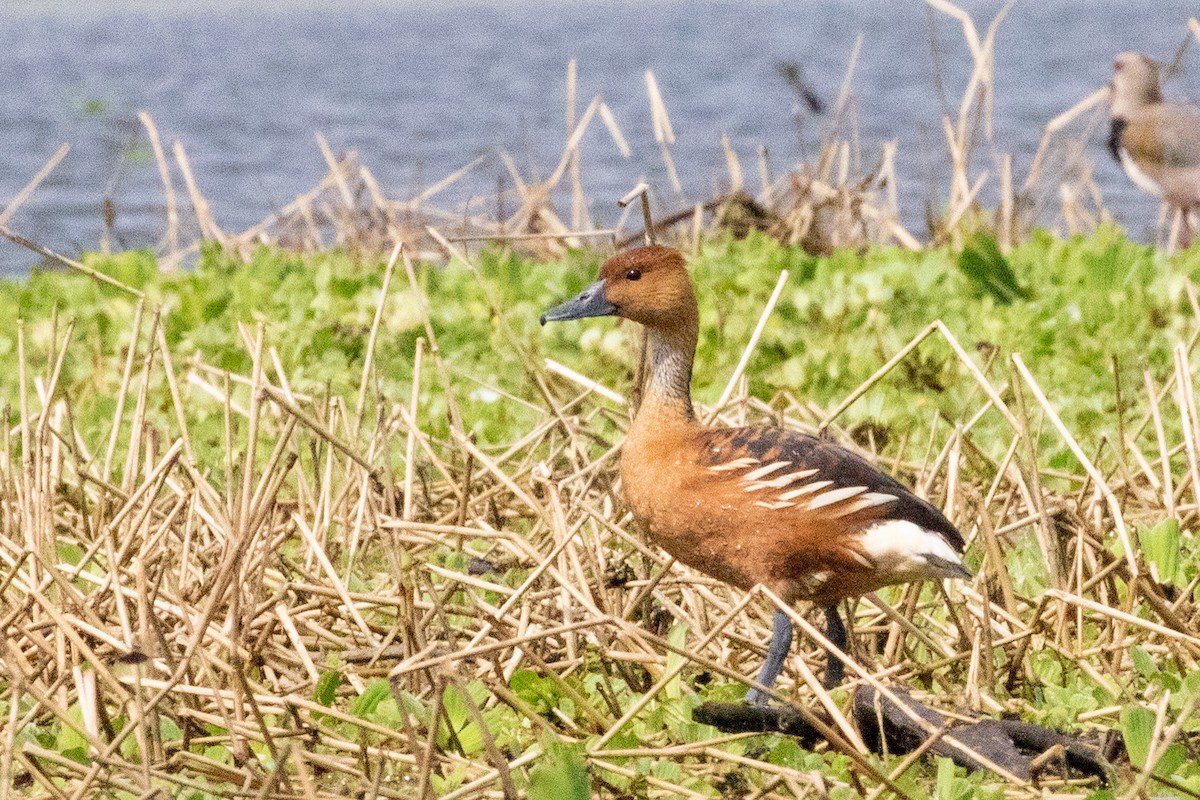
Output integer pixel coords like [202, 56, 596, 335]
[1124, 105, 1200, 170]
[695, 425, 964, 552]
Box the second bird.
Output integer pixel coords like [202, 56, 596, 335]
[1109, 52, 1200, 247]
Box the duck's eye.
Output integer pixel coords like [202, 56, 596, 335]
[626, 269, 641, 281]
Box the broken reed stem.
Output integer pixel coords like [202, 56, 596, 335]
[618, 182, 655, 414]
[709, 269, 790, 420]
[138, 112, 179, 260]
[1011, 354, 1137, 577]
[403, 337, 425, 522]
[618, 182, 656, 246]
[401, 245, 465, 437]
[0, 143, 69, 227]
[354, 240, 402, 436]
[172, 139, 226, 247]
[0, 223, 142, 297]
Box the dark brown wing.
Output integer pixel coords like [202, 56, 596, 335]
[695, 425, 965, 552]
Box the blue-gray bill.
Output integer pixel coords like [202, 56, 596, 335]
[539, 280, 615, 325]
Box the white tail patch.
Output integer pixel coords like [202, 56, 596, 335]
[858, 519, 966, 579]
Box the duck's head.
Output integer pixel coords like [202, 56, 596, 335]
[1111, 51, 1162, 117]
[540, 245, 697, 330]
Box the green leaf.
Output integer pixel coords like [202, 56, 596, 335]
[55, 703, 90, 762]
[1130, 646, 1157, 680]
[454, 721, 484, 755]
[528, 735, 590, 800]
[430, 764, 467, 795]
[350, 679, 391, 718]
[1184, 669, 1200, 698]
[956, 231, 1028, 304]
[1120, 705, 1155, 769]
[1140, 519, 1181, 585]
[665, 623, 688, 700]
[1153, 742, 1187, 778]
[510, 669, 557, 712]
[935, 756, 956, 800]
[313, 670, 342, 707]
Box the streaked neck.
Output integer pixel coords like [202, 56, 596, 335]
[641, 324, 696, 422]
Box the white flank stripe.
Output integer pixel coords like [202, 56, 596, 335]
[807, 485, 867, 510]
[754, 500, 795, 510]
[709, 457, 759, 472]
[777, 480, 833, 500]
[742, 460, 792, 480]
[751, 468, 820, 490]
[831, 492, 899, 517]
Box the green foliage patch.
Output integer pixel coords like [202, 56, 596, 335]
[4, 225, 1197, 474]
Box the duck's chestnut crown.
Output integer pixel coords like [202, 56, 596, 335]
[539, 245, 696, 328]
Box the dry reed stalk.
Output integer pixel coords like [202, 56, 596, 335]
[0, 144, 70, 228]
[316, 131, 356, 212]
[707, 269, 790, 420]
[0, 224, 143, 297]
[566, 59, 585, 232]
[721, 134, 744, 194]
[645, 70, 682, 194]
[171, 140, 227, 249]
[136, 113, 179, 262]
[354, 240, 402, 437]
[5, 12, 1175, 279]
[1012, 354, 1137, 576]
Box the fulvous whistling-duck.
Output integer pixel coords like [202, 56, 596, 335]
[541, 245, 971, 703]
[1109, 52, 1200, 247]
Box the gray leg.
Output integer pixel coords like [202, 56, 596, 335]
[823, 605, 847, 689]
[746, 610, 793, 705]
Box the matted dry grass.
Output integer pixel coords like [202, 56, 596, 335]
[2, 237, 1200, 798]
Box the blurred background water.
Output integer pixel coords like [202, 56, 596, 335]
[0, 0, 1197, 273]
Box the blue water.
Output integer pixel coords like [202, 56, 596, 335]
[1, 0, 1197, 272]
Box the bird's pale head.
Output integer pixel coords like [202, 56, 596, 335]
[1111, 52, 1163, 117]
